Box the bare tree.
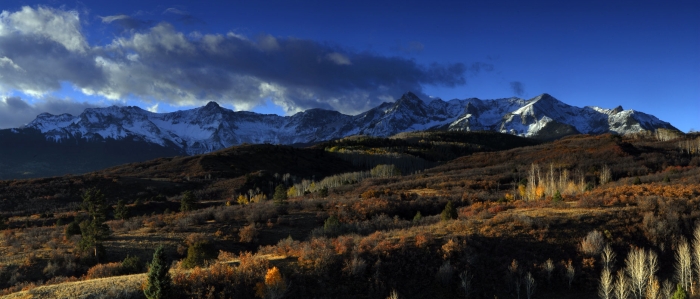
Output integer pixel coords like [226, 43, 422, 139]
[459, 270, 473, 299]
[602, 244, 617, 271]
[525, 272, 536, 299]
[544, 259, 555, 285]
[626, 247, 650, 299]
[615, 269, 631, 299]
[693, 224, 700, 296]
[647, 251, 659, 280]
[599, 268, 614, 299]
[387, 290, 399, 299]
[600, 164, 612, 185]
[660, 280, 674, 299]
[676, 237, 692, 292]
[510, 259, 522, 299]
[566, 260, 575, 289]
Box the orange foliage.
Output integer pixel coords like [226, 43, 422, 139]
[415, 232, 434, 249]
[592, 183, 700, 205]
[85, 262, 123, 279]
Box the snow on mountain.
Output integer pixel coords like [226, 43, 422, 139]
[22, 92, 678, 155]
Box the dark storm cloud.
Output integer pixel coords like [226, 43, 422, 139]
[0, 6, 476, 117]
[0, 97, 98, 128]
[510, 81, 525, 96]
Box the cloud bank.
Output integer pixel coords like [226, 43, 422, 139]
[0, 97, 98, 128]
[0, 6, 486, 127]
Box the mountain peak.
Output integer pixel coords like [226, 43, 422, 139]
[398, 92, 423, 104]
[17, 91, 678, 156]
[205, 101, 221, 108]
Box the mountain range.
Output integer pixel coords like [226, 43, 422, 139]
[0, 92, 678, 179]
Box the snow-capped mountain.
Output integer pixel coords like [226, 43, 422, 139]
[18, 92, 677, 155]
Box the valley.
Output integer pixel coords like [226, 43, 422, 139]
[0, 131, 699, 298]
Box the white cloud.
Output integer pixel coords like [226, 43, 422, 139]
[0, 57, 23, 71]
[0, 6, 471, 119]
[100, 14, 130, 23]
[325, 52, 351, 65]
[147, 102, 159, 113]
[0, 96, 98, 128]
[1, 6, 88, 53]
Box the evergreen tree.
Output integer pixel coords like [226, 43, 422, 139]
[319, 186, 329, 198]
[552, 190, 563, 202]
[273, 185, 288, 205]
[180, 191, 197, 212]
[672, 284, 687, 299]
[114, 199, 129, 220]
[441, 200, 458, 221]
[64, 221, 81, 237]
[79, 188, 110, 260]
[144, 245, 172, 299]
[181, 241, 217, 269]
[323, 215, 340, 234]
[413, 211, 422, 223]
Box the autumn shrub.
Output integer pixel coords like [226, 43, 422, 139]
[239, 223, 259, 243]
[332, 235, 357, 255]
[576, 196, 605, 208]
[579, 230, 605, 256]
[173, 252, 267, 297]
[86, 262, 123, 279]
[415, 232, 434, 249]
[343, 255, 368, 277]
[255, 267, 287, 299]
[298, 237, 336, 274]
[244, 201, 279, 223]
[441, 238, 465, 260]
[123, 217, 143, 231]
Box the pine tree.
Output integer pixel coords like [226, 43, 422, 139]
[552, 190, 563, 202]
[79, 188, 110, 261]
[180, 191, 197, 212]
[672, 284, 688, 299]
[413, 211, 422, 223]
[273, 185, 288, 205]
[319, 186, 329, 198]
[144, 245, 172, 299]
[114, 199, 129, 220]
[181, 241, 216, 269]
[441, 200, 457, 221]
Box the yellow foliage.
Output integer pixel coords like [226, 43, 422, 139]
[518, 185, 527, 199]
[504, 193, 514, 202]
[237, 195, 249, 205]
[250, 194, 267, 203]
[265, 267, 284, 287]
[286, 186, 297, 198]
[535, 185, 545, 198]
[256, 267, 286, 298]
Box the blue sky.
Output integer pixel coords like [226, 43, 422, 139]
[0, 0, 697, 132]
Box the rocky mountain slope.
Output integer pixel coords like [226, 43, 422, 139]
[0, 92, 678, 179]
[18, 92, 677, 154]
